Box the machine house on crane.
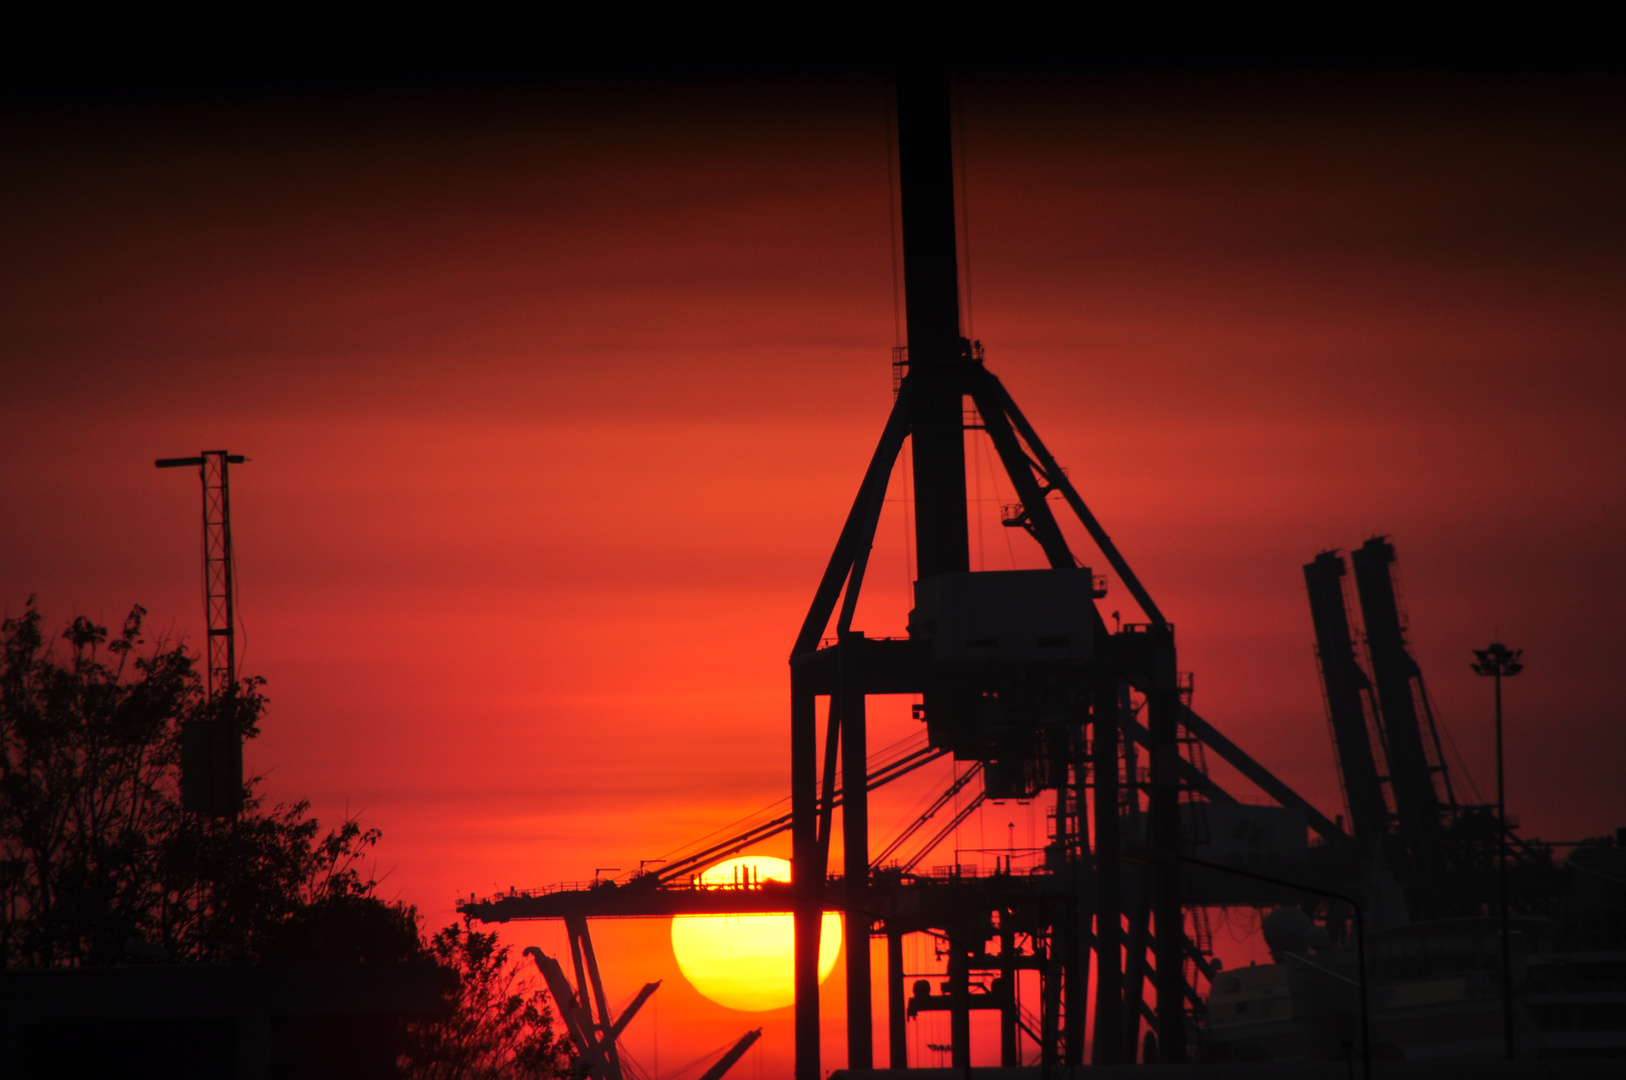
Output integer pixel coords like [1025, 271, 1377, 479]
[464, 67, 1361, 1076]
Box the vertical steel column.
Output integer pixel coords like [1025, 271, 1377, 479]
[1147, 634, 1187, 1062]
[1000, 922, 1017, 1066]
[1092, 672, 1125, 1061]
[1064, 739, 1090, 1067]
[1495, 667, 1513, 1060]
[949, 937, 971, 1069]
[1121, 675, 1153, 1059]
[1121, 863, 1151, 1061]
[1065, 888, 1087, 1064]
[840, 639, 873, 1070]
[887, 927, 907, 1069]
[894, 66, 969, 582]
[1040, 936, 1062, 1070]
[791, 677, 822, 1080]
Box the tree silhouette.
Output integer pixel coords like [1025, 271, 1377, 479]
[2, 600, 570, 1078]
[0, 599, 387, 964]
[401, 917, 571, 1079]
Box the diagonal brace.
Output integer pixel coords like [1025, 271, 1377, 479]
[792, 379, 915, 657]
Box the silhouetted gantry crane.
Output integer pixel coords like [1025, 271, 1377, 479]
[1305, 539, 1556, 926]
[464, 68, 1363, 1076]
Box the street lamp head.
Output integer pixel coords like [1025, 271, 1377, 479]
[1472, 642, 1523, 677]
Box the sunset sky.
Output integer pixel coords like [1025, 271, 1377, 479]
[3, 67, 1623, 1072]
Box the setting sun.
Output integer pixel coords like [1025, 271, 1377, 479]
[670, 856, 841, 1012]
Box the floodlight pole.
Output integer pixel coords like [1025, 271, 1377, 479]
[1473, 641, 1523, 1060]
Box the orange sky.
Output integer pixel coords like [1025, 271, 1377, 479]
[3, 70, 1624, 1072]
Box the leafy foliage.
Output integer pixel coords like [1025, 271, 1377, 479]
[0, 600, 397, 966]
[0, 601, 413, 962]
[401, 918, 572, 1080]
[2, 600, 572, 1078]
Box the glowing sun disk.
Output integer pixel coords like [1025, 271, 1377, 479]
[669, 856, 840, 1012]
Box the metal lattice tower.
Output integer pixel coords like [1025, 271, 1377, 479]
[201, 452, 239, 701]
[157, 450, 247, 817]
[157, 450, 245, 701]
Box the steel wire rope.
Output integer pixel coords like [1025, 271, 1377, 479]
[1028, 795, 1036, 865]
[901, 434, 914, 598]
[648, 728, 928, 862]
[1405, 669, 1462, 812]
[884, 74, 913, 611]
[649, 743, 946, 882]
[648, 732, 942, 882]
[597, 987, 654, 1080]
[1429, 688, 1486, 806]
[885, 74, 903, 351]
[827, 725, 945, 803]
[613, 1043, 652, 1080]
[978, 786, 987, 871]
[871, 761, 983, 870]
[973, 423, 986, 572]
[616, 1051, 650, 1080]
[983, 431, 1021, 570]
[902, 790, 987, 874]
[870, 753, 962, 865]
[882, 451, 912, 619]
[954, 72, 974, 341]
[1382, 558, 1467, 810]
[644, 1033, 739, 1080]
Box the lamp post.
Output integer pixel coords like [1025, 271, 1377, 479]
[1123, 852, 1369, 1080]
[1473, 641, 1523, 1060]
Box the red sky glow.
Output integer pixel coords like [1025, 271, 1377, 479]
[3, 70, 1623, 1072]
